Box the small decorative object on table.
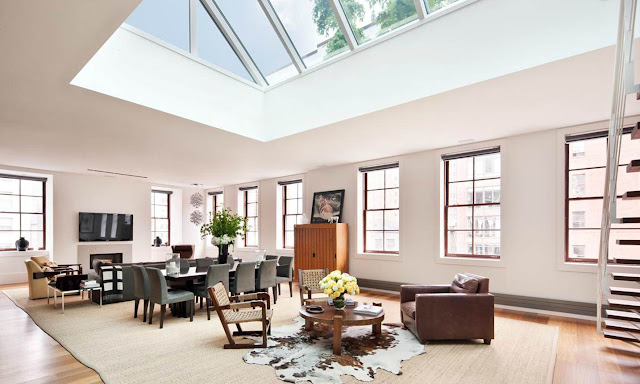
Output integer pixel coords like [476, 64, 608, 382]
[15, 237, 29, 251]
[166, 253, 181, 276]
[200, 208, 248, 265]
[319, 270, 360, 310]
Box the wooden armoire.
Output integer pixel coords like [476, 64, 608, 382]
[293, 223, 348, 280]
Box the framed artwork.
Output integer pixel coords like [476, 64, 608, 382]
[310, 190, 345, 223]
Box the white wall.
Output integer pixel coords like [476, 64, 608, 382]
[71, 27, 265, 140]
[0, 165, 205, 283]
[217, 119, 640, 304]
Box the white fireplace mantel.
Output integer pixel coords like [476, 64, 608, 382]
[77, 243, 133, 271]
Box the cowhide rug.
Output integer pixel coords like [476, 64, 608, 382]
[244, 317, 425, 384]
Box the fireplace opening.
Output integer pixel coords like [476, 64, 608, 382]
[90, 253, 123, 269]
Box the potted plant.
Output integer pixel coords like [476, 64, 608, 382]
[320, 270, 360, 310]
[200, 208, 248, 264]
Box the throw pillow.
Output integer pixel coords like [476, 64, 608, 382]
[42, 261, 58, 267]
[31, 256, 50, 267]
[450, 274, 479, 293]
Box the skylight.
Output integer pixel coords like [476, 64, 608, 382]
[124, 0, 466, 88]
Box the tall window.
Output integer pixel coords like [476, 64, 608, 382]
[0, 175, 46, 250]
[207, 191, 224, 221]
[151, 190, 171, 246]
[566, 129, 640, 262]
[280, 180, 303, 248]
[361, 164, 399, 253]
[242, 187, 258, 247]
[443, 148, 501, 259]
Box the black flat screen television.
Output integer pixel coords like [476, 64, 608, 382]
[79, 212, 133, 242]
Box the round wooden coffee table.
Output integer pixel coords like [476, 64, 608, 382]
[299, 300, 384, 355]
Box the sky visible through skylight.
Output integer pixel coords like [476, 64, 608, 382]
[125, 0, 462, 86]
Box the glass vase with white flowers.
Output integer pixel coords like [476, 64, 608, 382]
[200, 208, 248, 264]
[320, 270, 360, 310]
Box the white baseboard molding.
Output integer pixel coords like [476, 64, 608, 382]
[0, 272, 27, 285]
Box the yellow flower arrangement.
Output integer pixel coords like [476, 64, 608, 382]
[319, 270, 360, 300]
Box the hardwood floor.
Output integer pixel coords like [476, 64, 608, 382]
[1, 283, 639, 383]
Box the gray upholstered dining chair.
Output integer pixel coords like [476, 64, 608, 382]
[230, 262, 256, 296]
[146, 267, 195, 328]
[276, 256, 294, 298]
[193, 264, 230, 320]
[256, 259, 278, 304]
[196, 257, 216, 271]
[132, 265, 150, 322]
[180, 259, 190, 273]
[265, 255, 278, 261]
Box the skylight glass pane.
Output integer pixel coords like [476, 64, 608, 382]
[268, 0, 350, 68]
[125, 0, 190, 52]
[195, 1, 254, 82]
[215, 0, 296, 84]
[340, 0, 418, 45]
[426, 0, 461, 13]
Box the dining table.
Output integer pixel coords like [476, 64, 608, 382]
[161, 265, 259, 318]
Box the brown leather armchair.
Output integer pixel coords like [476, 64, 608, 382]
[171, 245, 194, 259]
[400, 273, 494, 345]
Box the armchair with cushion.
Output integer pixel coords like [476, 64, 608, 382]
[31, 256, 82, 274]
[171, 245, 194, 259]
[400, 273, 494, 345]
[24, 260, 49, 299]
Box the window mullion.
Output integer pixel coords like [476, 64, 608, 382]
[471, 157, 476, 256]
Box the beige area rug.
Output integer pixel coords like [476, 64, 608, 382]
[3, 288, 558, 384]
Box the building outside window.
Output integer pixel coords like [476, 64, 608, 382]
[242, 187, 258, 247]
[565, 129, 640, 262]
[443, 147, 501, 259]
[280, 180, 302, 249]
[571, 211, 586, 228]
[151, 190, 171, 246]
[360, 163, 399, 253]
[0, 174, 46, 250]
[571, 141, 585, 157]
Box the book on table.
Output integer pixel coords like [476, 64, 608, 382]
[353, 304, 383, 316]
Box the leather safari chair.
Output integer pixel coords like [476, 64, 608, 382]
[400, 273, 494, 345]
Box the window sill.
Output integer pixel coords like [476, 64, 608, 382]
[557, 260, 640, 274]
[355, 252, 403, 262]
[435, 255, 505, 268]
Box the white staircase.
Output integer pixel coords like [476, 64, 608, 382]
[598, 0, 640, 344]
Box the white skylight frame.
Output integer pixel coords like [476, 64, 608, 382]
[122, 0, 481, 91]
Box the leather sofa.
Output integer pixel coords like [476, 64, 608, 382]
[89, 260, 196, 304]
[400, 273, 494, 344]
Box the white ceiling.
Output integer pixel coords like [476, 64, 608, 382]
[1, 0, 639, 188]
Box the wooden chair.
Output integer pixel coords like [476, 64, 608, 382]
[207, 282, 272, 349]
[298, 268, 328, 305]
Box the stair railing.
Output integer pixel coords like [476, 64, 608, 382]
[597, 0, 637, 334]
